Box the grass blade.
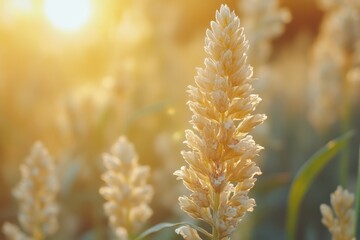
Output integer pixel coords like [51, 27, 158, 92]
[286, 131, 354, 240]
[135, 222, 211, 240]
[355, 146, 360, 239]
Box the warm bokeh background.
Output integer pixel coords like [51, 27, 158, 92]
[0, 0, 359, 239]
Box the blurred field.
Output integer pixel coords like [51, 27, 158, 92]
[0, 0, 359, 239]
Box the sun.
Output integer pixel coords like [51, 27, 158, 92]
[44, 0, 92, 31]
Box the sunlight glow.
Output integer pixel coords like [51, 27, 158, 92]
[44, 0, 92, 31]
[11, 0, 33, 12]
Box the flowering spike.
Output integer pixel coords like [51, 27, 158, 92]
[320, 186, 355, 240]
[100, 136, 154, 239]
[175, 4, 266, 239]
[2, 141, 59, 240]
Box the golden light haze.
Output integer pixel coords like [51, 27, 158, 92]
[44, 0, 92, 31]
[0, 0, 359, 239]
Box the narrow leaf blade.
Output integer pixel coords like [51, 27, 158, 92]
[135, 222, 211, 240]
[286, 131, 354, 240]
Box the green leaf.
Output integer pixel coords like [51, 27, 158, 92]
[355, 145, 360, 239]
[135, 222, 212, 240]
[286, 131, 354, 240]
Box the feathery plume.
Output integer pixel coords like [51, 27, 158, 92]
[174, 5, 266, 239]
[320, 186, 355, 240]
[2, 142, 59, 240]
[99, 136, 153, 240]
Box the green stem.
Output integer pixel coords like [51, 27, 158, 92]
[212, 192, 221, 240]
[339, 142, 350, 187]
[339, 93, 350, 186]
[340, 91, 350, 187]
[339, 60, 351, 187]
[355, 146, 360, 239]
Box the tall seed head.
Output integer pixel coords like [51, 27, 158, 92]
[2, 141, 59, 240]
[320, 186, 355, 240]
[175, 4, 266, 239]
[100, 136, 154, 240]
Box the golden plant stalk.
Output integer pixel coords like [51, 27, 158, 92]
[174, 4, 266, 240]
[99, 136, 154, 240]
[320, 186, 356, 240]
[2, 142, 59, 240]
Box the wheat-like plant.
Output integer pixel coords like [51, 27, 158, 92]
[320, 186, 355, 240]
[99, 136, 154, 240]
[2, 142, 59, 240]
[239, 0, 291, 66]
[308, 0, 360, 130]
[174, 4, 266, 240]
